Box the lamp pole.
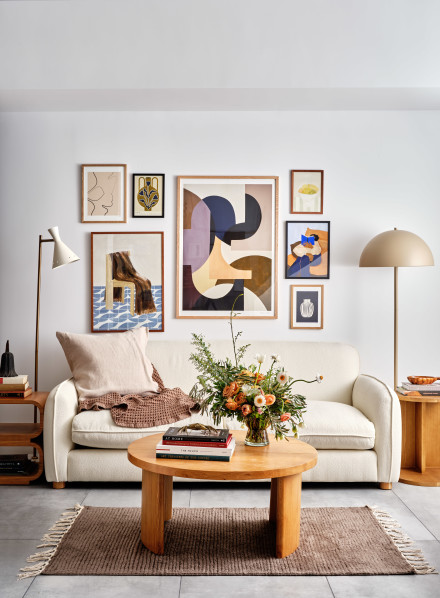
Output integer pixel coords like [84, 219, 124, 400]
[34, 236, 54, 394]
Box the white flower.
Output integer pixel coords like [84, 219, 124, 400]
[316, 373, 323, 383]
[277, 371, 289, 385]
[254, 395, 266, 407]
[271, 354, 281, 363]
[241, 384, 251, 395]
[255, 353, 266, 364]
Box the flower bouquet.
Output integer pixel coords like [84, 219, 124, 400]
[189, 301, 323, 446]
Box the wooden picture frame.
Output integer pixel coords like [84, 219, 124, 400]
[290, 285, 324, 329]
[91, 232, 164, 332]
[291, 170, 324, 214]
[285, 221, 330, 279]
[132, 173, 165, 218]
[176, 175, 279, 319]
[82, 164, 127, 223]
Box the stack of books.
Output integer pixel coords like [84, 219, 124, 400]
[0, 375, 32, 398]
[396, 381, 440, 396]
[156, 427, 235, 461]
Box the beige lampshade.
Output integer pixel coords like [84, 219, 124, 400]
[359, 229, 434, 267]
[48, 226, 80, 269]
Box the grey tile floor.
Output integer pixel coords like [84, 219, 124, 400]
[1, 481, 439, 598]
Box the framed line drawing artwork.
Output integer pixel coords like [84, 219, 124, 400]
[176, 175, 279, 319]
[82, 164, 127, 223]
[285, 221, 330, 279]
[91, 232, 164, 332]
[291, 170, 324, 214]
[290, 285, 324, 329]
[133, 173, 165, 218]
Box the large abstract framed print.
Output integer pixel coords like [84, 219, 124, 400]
[285, 221, 330, 279]
[82, 164, 127, 223]
[176, 176, 279, 319]
[91, 232, 164, 332]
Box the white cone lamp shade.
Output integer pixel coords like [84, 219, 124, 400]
[359, 229, 434, 267]
[48, 226, 80, 269]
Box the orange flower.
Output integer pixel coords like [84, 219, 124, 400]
[240, 369, 254, 377]
[241, 404, 252, 416]
[226, 400, 238, 411]
[235, 392, 246, 405]
[280, 412, 291, 422]
[223, 381, 239, 397]
[255, 373, 265, 383]
[265, 394, 276, 406]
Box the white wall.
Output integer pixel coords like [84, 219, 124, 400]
[1, 110, 439, 418]
[1, 0, 440, 90]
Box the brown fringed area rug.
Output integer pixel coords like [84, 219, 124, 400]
[19, 505, 436, 578]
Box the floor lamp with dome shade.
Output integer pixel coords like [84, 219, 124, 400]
[359, 228, 434, 390]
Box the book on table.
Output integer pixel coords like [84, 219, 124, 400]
[0, 387, 32, 398]
[162, 426, 230, 444]
[396, 386, 440, 397]
[0, 381, 29, 391]
[156, 434, 236, 462]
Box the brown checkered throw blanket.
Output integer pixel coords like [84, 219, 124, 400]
[78, 366, 198, 428]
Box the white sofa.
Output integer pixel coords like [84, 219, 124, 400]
[44, 340, 401, 488]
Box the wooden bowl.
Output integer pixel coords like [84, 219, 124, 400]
[407, 376, 440, 385]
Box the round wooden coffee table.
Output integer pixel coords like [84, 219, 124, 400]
[128, 430, 317, 558]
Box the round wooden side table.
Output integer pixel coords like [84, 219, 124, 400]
[128, 430, 317, 558]
[397, 391, 440, 487]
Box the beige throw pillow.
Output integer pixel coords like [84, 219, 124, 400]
[56, 328, 158, 398]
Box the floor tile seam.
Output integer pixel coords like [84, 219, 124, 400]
[391, 488, 440, 542]
[21, 575, 35, 598]
[326, 575, 336, 597]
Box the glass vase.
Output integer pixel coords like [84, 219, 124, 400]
[244, 416, 270, 447]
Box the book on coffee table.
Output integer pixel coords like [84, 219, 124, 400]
[156, 437, 236, 462]
[162, 427, 230, 444]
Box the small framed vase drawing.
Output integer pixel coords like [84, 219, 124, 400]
[81, 164, 127, 223]
[285, 221, 330, 279]
[290, 285, 323, 329]
[291, 170, 323, 214]
[91, 232, 164, 332]
[176, 175, 278, 319]
[132, 174, 165, 218]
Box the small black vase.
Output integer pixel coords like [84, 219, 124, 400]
[0, 341, 18, 377]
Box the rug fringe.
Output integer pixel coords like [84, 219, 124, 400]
[18, 503, 84, 580]
[370, 505, 437, 575]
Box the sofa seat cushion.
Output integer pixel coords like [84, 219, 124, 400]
[71, 409, 242, 449]
[298, 401, 375, 450]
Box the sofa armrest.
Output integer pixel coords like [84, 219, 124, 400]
[352, 374, 401, 483]
[43, 378, 78, 483]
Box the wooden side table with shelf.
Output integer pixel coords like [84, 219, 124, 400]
[0, 392, 49, 485]
[397, 390, 440, 487]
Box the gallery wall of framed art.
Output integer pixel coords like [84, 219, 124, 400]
[176, 175, 279, 319]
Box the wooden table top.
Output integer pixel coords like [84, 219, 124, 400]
[396, 391, 440, 404]
[128, 430, 318, 481]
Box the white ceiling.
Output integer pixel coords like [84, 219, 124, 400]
[1, 0, 439, 111]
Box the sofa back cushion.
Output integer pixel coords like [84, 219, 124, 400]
[146, 340, 359, 405]
[56, 328, 158, 399]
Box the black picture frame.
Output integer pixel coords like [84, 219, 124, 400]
[285, 221, 330, 279]
[132, 173, 165, 218]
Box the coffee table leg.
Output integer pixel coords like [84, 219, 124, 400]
[269, 478, 278, 522]
[164, 475, 173, 521]
[141, 470, 171, 554]
[274, 474, 302, 558]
